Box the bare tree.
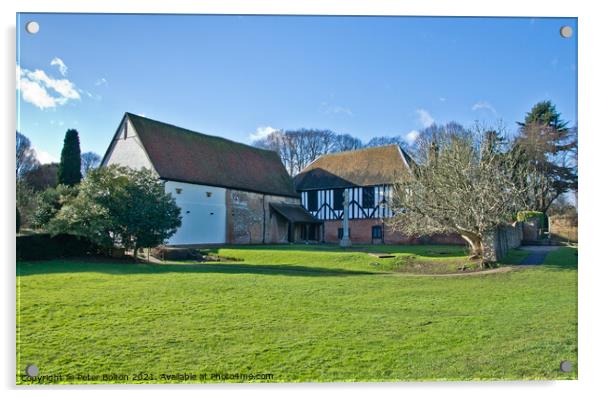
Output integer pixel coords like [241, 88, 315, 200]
[254, 128, 347, 175]
[411, 122, 470, 163]
[16, 131, 39, 179]
[254, 127, 415, 176]
[333, 134, 363, 152]
[81, 151, 102, 177]
[389, 125, 530, 264]
[24, 163, 59, 191]
[365, 135, 407, 149]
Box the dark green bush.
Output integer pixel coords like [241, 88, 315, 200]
[16, 233, 99, 261]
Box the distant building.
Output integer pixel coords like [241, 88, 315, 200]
[294, 145, 463, 245]
[102, 113, 321, 245]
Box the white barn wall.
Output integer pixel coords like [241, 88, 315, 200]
[102, 119, 156, 173]
[103, 119, 228, 245]
[165, 181, 226, 245]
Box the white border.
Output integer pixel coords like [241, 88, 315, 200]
[3, 1, 601, 397]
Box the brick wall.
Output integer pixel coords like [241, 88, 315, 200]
[549, 215, 578, 242]
[322, 219, 465, 245]
[226, 189, 299, 244]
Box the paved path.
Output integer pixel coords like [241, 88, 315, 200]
[519, 245, 560, 266]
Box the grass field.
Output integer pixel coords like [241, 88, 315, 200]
[16, 245, 577, 383]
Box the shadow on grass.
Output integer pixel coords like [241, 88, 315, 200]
[210, 244, 469, 258]
[16, 259, 378, 278]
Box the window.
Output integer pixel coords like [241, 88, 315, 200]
[307, 190, 318, 211]
[333, 188, 344, 210]
[338, 228, 350, 239]
[372, 225, 383, 239]
[362, 187, 375, 208]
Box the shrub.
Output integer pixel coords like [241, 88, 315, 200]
[32, 185, 78, 228]
[517, 210, 546, 227]
[16, 233, 99, 261]
[49, 166, 182, 253]
[16, 180, 37, 229]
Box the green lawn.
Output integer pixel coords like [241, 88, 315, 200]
[498, 248, 530, 265]
[543, 246, 578, 269]
[16, 244, 577, 383]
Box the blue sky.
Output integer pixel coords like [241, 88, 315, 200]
[16, 14, 577, 163]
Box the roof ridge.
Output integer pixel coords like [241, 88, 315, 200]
[318, 144, 400, 157]
[125, 112, 278, 156]
[303, 145, 401, 167]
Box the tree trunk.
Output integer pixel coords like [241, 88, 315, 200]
[459, 231, 485, 268]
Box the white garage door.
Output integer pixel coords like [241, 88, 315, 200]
[164, 181, 226, 245]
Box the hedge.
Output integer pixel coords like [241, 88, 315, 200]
[16, 233, 100, 261]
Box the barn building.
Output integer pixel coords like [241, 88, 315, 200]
[101, 113, 322, 245]
[294, 145, 464, 245]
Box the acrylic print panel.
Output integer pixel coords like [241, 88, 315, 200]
[16, 13, 578, 384]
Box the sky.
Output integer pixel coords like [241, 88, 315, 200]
[16, 14, 577, 164]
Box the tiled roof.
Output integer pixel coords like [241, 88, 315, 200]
[125, 113, 298, 197]
[294, 144, 413, 190]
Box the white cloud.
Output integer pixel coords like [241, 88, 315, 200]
[50, 57, 68, 76]
[95, 77, 107, 86]
[439, 97, 446, 102]
[18, 77, 60, 109]
[416, 109, 434, 127]
[404, 130, 420, 144]
[17, 64, 81, 109]
[34, 148, 58, 164]
[472, 100, 497, 115]
[26, 69, 80, 100]
[249, 126, 278, 141]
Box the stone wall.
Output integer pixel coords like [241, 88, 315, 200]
[226, 189, 299, 244]
[482, 222, 524, 262]
[522, 218, 541, 241]
[322, 219, 465, 245]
